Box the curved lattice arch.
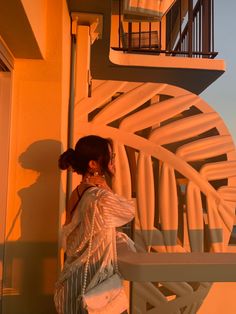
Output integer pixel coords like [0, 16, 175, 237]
[74, 81, 236, 313]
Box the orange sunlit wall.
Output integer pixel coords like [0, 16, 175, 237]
[1, 0, 236, 313]
[1, 0, 70, 313]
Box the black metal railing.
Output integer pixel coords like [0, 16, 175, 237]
[113, 0, 217, 58]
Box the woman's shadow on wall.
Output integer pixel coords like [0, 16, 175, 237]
[6, 140, 63, 313]
[19, 139, 62, 242]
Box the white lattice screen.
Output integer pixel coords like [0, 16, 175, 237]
[74, 80, 236, 314]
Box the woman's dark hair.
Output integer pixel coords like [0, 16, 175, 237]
[58, 135, 113, 176]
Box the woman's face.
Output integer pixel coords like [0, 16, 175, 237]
[108, 144, 116, 175]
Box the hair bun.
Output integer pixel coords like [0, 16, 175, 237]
[58, 148, 76, 170]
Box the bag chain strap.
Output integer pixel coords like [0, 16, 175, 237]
[81, 199, 97, 296]
[81, 198, 119, 296]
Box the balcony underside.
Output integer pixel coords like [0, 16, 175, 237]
[0, 0, 43, 58]
[91, 46, 225, 94]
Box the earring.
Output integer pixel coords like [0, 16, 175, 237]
[88, 167, 99, 176]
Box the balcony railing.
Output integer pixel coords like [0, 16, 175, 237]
[113, 0, 217, 58]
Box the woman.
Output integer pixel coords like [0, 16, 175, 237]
[54, 135, 135, 314]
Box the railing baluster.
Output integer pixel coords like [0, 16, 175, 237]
[149, 22, 152, 48]
[170, 6, 172, 52]
[128, 22, 132, 51]
[211, 0, 214, 55]
[188, 0, 193, 57]
[196, 9, 198, 56]
[199, 0, 202, 55]
[118, 0, 121, 49]
[208, 0, 212, 55]
[139, 22, 141, 49]
[160, 20, 162, 50]
[202, 0, 210, 57]
[194, 11, 195, 57]
[179, 0, 182, 52]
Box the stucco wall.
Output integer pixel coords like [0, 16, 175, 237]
[2, 0, 70, 313]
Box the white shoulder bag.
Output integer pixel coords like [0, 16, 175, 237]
[81, 199, 128, 314]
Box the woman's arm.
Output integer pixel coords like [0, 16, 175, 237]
[98, 189, 135, 227]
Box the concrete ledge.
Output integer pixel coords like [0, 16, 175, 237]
[118, 252, 236, 282]
[110, 49, 225, 71]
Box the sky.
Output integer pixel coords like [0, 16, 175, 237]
[201, 0, 236, 143]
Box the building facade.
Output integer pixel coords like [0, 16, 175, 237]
[0, 0, 235, 313]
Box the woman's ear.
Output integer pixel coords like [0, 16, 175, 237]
[88, 160, 100, 171]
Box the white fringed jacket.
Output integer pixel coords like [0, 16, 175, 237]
[54, 186, 135, 314]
